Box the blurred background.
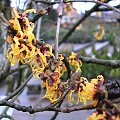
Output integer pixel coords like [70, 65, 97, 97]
[0, 0, 120, 119]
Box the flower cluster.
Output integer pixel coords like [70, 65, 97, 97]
[87, 109, 120, 120]
[87, 111, 106, 120]
[68, 75, 105, 106]
[7, 8, 36, 65]
[7, 9, 107, 107]
[6, 8, 54, 77]
[40, 55, 67, 103]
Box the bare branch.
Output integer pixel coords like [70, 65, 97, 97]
[104, 99, 120, 113]
[0, 13, 10, 26]
[95, 4, 120, 12]
[35, 0, 58, 5]
[2, 74, 32, 101]
[50, 84, 71, 120]
[31, 7, 51, 23]
[0, 114, 15, 120]
[0, 99, 95, 113]
[35, 0, 120, 14]
[55, 0, 64, 59]
[52, 104, 95, 113]
[65, 0, 120, 14]
[0, 65, 28, 80]
[0, 80, 119, 114]
[79, 56, 120, 68]
[63, 55, 71, 79]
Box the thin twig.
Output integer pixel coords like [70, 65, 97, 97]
[65, 0, 120, 14]
[35, 0, 59, 5]
[63, 55, 71, 79]
[50, 86, 70, 120]
[0, 100, 95, 113]
[0, 13, 10, 26]
[55, 0, 64, 59]
[51, 87, 71, 107]
[1, 74, 32, 101]
[35, 0, 120, 14]
[79, 56, 120, 68]
[0, 65, 28, 80]
[1, 95, 19, 115]
[95, 4, 120, 12]
[31, 7, 51, 23]
[104, 99, 120, 113]
[0, 114, 15, 120]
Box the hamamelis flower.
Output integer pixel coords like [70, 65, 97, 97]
[94, 25, 105, 40]
[76, 77, 89, 105]
[82, 82, 98, 106]
[40, 44, 54, 57]
[43, 72, 62, 103]
[68, 75, 105, 106]
[58, 54, 64, 61]
[69, 52, 82, 71]
[55, 61, 67, 77]
[55, 63, 67, 77]
[77, 77, 98, 106]
[30, 48, 48, 77]
[7, 36, 36, 65]
[87, 111, 106, 120]
[6, 8, 108, 107]
[9, 8, 36, 37]
[7, 8, 37, 66]
[44, 81, 62, 103]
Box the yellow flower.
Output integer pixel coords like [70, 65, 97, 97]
[7, 8, 37, 66]
[43, 75, 62, 103]
[76, 76, 100, 106]
[6, 48, 19, 66]
[9, 18, 21, 31]
[76, 77, 89, 105]
[55, 63, 67, 77]
[87, 111, 106, 120]
[58, 54, 64, 61]
[30, 49, 48, 77]
[54, 54, 67, 77]
[69, 52, 82, 70]
[91, 75, 104, 85]
[9, 8, 36, 43]
[97, 75, 104, 83]
[44, 44, 54, 57]
[22, 9, 36, 15]
[41, 81, 46, 88]
[98, 0, 107, 2]
[94, 25, 105, 40]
